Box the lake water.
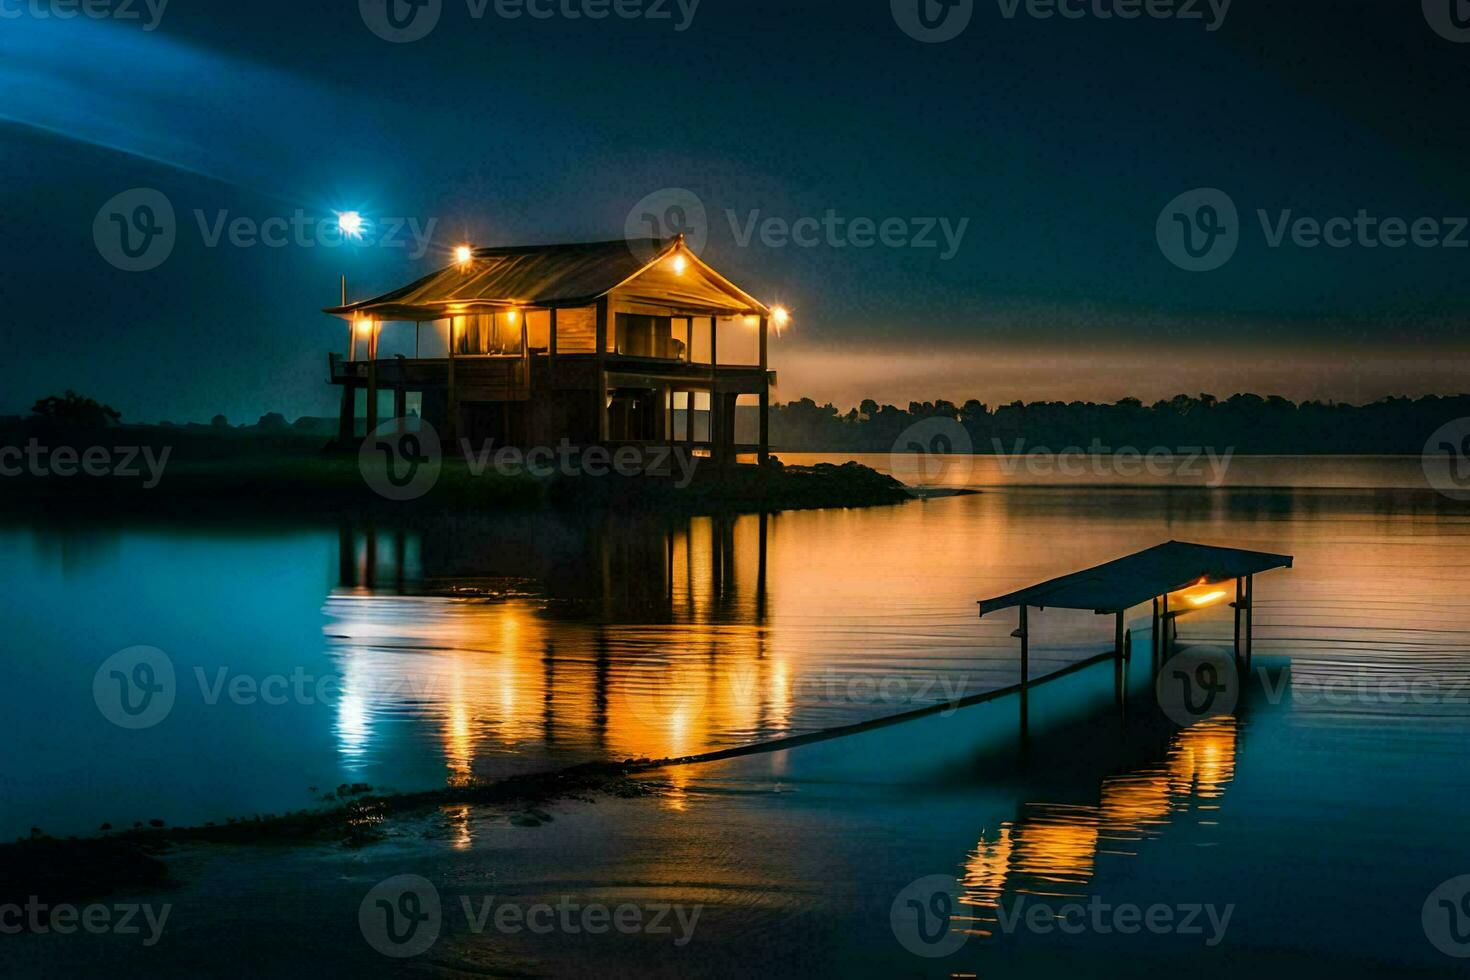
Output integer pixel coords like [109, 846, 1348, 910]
[3, 456, 1469, 975]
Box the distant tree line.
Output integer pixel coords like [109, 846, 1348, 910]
[770, 393, 1470, 454]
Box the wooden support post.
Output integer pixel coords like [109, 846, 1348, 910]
[707, 387, 720, 459]
[596, 298, 610, 442]
[1245, 574, 1255, 668]
[1161, 592, 1170, 660]
[366, 320, 379, 435]
[1115, 611, 1126, 709]
[1018, 605, 1030, 742]
[393, 388, 407, 434]
[520, 312, 529, 392]
[447, 316, 458, 450]
[1019, 605, 1030, 688]
[758, 314, 770, 466]
[685, 391, 696, 453]
[414, 321, 421, 359]
[1151, 596, 1161, 669]
[708, 316, 719, 462]
[1233, 577, 1244, 666]
[548, 307, 558, 374]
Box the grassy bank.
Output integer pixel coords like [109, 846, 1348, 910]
[0, 421, 916, 517]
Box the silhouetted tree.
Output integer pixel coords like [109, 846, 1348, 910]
[30, 391, 120, 427]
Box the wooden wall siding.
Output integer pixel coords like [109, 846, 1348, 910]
[554, 305, 598, 353]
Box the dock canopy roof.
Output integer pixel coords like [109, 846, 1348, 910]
[977, 541, 1294, 617]
[324, 236, 772, 321]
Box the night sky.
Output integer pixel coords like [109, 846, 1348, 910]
[3, 0, 1468, 422]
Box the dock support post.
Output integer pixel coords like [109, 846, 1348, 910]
[1018, 605, 1030, 743]
[1233, 577, 1244, 667]
[1115, 612, 1126, 710]
[758, 315, 770, 467]
[1151, 597, 1161, 673]
[393, 388, 407, 433]
[596, 298, 610, 442]
[366, 321, 379, 436]
[1245, 574, 1255, 669]
[708, 316, 719, 463]
[446, 317, 458, 453]
[1161, 592, 1171, 662]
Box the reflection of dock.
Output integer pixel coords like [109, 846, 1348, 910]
[334, 511, 769, 624]
[324, 512, 781, 796]
[959, 717, 1240, 936]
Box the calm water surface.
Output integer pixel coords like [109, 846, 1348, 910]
[3, 456, 1468, 975]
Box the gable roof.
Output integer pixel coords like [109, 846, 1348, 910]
[324, 237, 771, 320]
[977, 540, 1294, 616]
